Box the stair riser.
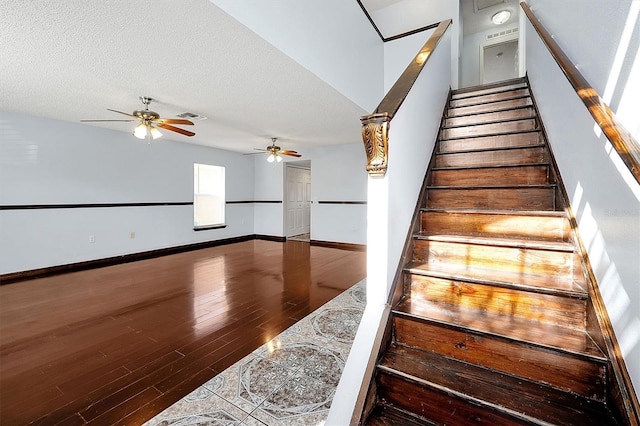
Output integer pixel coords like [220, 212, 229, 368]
[448, 97, 533, 117]
[450, 89, 530, 108]
[413, 239, 575, 275]
[376, 372, 532, 426]
[451, 82, 527, 100]
[435, 147, 546, 168]
[406, 274, 586, 328]
[444, 107, 535, 127]
[439, 131, 542, 152]
[393, 316, 607, 400]
[420, 211, 571, 242]
[431, 165, 549, 186]
[427, 187, 555, 210]
[441, 119, 537, 139]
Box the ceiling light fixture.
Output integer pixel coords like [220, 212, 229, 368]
[133, 122, 163, 141]
[491, 10, 511, 25]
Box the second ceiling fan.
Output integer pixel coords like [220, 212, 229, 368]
[247, 138, 302, 162]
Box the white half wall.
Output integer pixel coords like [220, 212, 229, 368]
[328, 29, 452, 425]
[383, 31, 451, 294]
[210, 0, 383, 112]
[524, 0, 640, 392]
[0, 111, 255, 274]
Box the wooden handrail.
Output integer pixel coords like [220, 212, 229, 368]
[521, 2, 640, 185]
[361, 19, 452, 176]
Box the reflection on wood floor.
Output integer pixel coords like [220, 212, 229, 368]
[145, 280, 366, 426]
[0, 239, 366, 425]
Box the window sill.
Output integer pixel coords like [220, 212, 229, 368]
[193, 224, 227, 231]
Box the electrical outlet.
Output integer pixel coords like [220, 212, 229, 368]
[130, 231, 135, 239]
[89, 235, 95, 243]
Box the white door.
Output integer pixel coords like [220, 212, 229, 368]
[285, 165, 311, 237]
[481, 39, 519, 84]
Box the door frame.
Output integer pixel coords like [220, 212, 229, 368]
[479, 33, 519, 84]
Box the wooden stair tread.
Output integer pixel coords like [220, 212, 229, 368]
[366, 404, 429, 426]
[436, 143, 546, 155]
[432, 162, 549, 171]
[379, 345, 617, 426]
[442, 113, 536, 130]
[428, 183, 556, 190]
[451, 84, 528, 100]
[420, 209, 571, 243]
[451, 78, 526, 98]
[393, 297, 604, 360]
[450, 89, 530, 108]
[439, 128, 541, 142]
[414, 233, 573, 252]
[441, 119, 537, 140]
[405, 260, 586, 297]
[448, 96, 533, 117]
[420, 208, 567, 218]
[447, 102, 533, 119]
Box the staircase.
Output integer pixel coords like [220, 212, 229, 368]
[362, 78, 621, 425]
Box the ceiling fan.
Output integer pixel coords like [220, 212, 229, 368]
[246, 138, 302, 162]
[81, 96, 195, 141]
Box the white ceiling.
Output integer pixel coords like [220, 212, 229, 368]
[0, 0, 368, 153]
[1, 0, 519, 153]
[461, 0, 520, 35]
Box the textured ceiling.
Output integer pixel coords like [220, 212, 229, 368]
[0, 0, 368, 153]
[1, 1, 518, 153]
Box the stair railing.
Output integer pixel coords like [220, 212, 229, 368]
[360, 19, 451, 177]
[521, 2, 640, 185]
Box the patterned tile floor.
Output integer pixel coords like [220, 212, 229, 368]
[144, 280, 366, 426]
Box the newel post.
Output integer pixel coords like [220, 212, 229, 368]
[361, 112, 391, 177]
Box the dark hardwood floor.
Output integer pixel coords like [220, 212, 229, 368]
[0, 240, 366, 425]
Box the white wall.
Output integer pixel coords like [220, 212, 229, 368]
[524, 0, 640, 392]
[384, 28, 436, 91]
[252, 143, 368, 244]
[370, 0, 459, 89]
[210, 0, 383, 112]
[309, 143, 367, 245]
[0, 111, 255, 274]
[252, 156, 285, 237]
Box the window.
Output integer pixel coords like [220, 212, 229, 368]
[193, 163, 225, 229]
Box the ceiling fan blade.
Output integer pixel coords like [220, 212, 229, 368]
[155, 118, 194, 125]
[243, 151, 267, 155]
[106, 108, 137, 118]
[156, 122, 195, 137]
[253, 148, 269, 152]
[80, 119, 135, 122]
[280, 151, 302, 157]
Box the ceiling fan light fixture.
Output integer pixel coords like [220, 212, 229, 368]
[276, 154, 283, 163]
[267, 153, 276, 163]
[133, 122, 148, 139]
[491, 10, 511, 25]
[150, 126, 163, 140]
